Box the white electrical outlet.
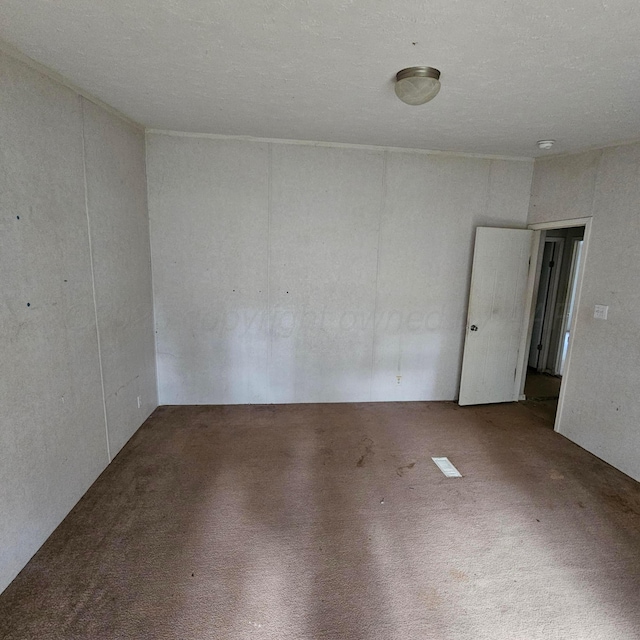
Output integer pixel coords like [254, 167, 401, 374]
[594, 304, 609, 320]
[137, 396, 142, 409]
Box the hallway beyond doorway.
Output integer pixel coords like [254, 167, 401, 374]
[523, 371, 561, 424]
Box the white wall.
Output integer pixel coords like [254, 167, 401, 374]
[147, 134, 533, 404]
[0, 51, 157, 593]
[82, 100, 157, 454]
[529, 144, 640, 481]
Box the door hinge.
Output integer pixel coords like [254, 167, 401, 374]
[537, 343, 543, 351]
[549, 260, 555, 268]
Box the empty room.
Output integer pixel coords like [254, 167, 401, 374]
[1, 1, 640, 638]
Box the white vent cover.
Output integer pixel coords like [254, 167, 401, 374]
[432, 457, 462, 478]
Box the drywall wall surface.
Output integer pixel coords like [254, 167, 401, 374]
[0, 52, 108, 592]
[148, 134, 533, 404]
[0, 51, 157, 595]
[528, 150, 602, 225]
[529, 145, 640, 481]
[147, 136, 270, 404]
[269, 145, 383, 402]
[81, 99, 157, 455]
[372, 155, 533, 400]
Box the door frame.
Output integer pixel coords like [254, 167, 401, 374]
[516, 216, 592, 432]
[553, 236, 584, 375]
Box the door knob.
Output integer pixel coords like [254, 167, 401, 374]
[470, 325, 478, 331]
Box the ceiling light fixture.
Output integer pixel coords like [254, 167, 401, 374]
[537, 140, 555, 150]
[395, 66, 441, 105]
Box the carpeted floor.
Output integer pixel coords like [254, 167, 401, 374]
[524, 372, 562, 401]
[523, 372, 562, 424]
[2, 401, 640, 639]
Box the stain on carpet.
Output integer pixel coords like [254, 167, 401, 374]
[356, 436, 374, 468]
[396, 462, 416, 477]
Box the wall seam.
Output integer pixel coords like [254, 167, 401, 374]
[267, 144, 273, 403]
[144, 132, 161, 407]
[588, 149, 605, 219]
[80, 96, 111, 463]
[526, 160, 536, 223]
[369, 151, 388, 401]
[484, 159, 494, 218]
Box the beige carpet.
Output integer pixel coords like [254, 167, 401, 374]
[2, 401, 640, 639]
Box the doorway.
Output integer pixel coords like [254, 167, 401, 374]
[457, 219, 591, 422]
[521, 221, 589, 427]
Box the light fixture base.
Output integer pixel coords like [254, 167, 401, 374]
[537, 140, 555, 150]
[396, 66, 441, 82]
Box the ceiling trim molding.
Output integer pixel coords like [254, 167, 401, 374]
[145, 129, 535, 162]
[0, 38, 144, 132]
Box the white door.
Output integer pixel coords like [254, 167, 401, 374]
[459, 227, 534, 406]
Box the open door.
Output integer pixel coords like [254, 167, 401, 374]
[459, 227, 534, 406]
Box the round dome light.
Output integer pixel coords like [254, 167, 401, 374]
[395, 67, 441, 106]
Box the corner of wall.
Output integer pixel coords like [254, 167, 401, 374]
[144, 130, 161, 409]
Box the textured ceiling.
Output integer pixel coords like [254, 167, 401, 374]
[1, 0, 640, 157]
